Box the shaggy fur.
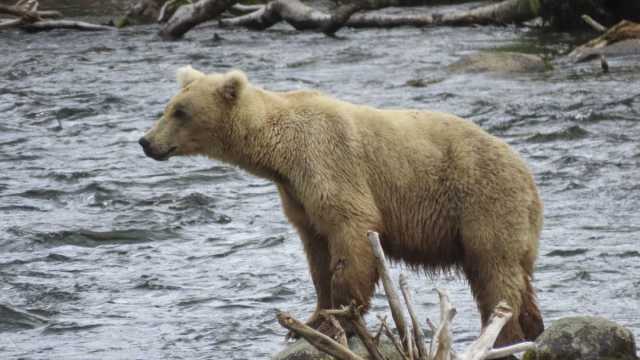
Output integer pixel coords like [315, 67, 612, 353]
[140, 67, 544, 346]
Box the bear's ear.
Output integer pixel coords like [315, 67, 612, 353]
[220, 70, 247, 102]
[176, 65, 205, 89]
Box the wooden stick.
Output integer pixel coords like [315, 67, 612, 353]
[0, 18, 22, 29]
[600, 54, 609, 73]
[399, 274, 429, 360]
[485, 342, 536, 359]
[432, 289, 456, 360]
[378, 315, 410, 360]
[276, 310, 365, 360]
[406, 323, 414, 360]
[459, 301, 511, 360]
[21, 20, 113, 31]
[368, 231, 409, 352]
[230, 3, 264, 13]
[323, 304, 386, 360]
[581, 14, 606, 32]
[374, 316, 386, 346]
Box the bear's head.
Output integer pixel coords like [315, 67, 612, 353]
[139, 66, 249, 162]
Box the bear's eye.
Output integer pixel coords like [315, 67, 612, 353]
[173, 107, 189, 121]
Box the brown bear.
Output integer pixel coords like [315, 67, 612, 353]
[139, 66, 544, 346]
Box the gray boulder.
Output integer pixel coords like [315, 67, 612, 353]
[273, 335, 404, 360]
[524, 316, 638, 360]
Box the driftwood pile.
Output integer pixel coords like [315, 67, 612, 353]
[277, 231, 536, 360]
[0, 0, 112, 31]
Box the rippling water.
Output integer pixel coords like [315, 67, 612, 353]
[1, 15, 639, 360]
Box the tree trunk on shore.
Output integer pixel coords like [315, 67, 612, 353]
[220, 0, 540, 32]
[158, 0, 236, 39]
[125, 0, 640, 39]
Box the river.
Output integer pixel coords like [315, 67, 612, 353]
[0, 7, 639, 360]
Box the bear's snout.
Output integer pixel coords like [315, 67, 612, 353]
[138, 137, 176, 161]
[138, 137, 151, 149]
[138, 137, 155, 158]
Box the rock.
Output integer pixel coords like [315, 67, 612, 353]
[524, 316, 638, 360]
[448, 51, 549, 74]
[272, 335, 404, 360]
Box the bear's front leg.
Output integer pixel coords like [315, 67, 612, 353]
[299, 226, 333, 325]
[285, 225, 336, 341]
[328, 224, 379, 321]
[277, 185, 333, 330]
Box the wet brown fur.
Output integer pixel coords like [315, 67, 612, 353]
[142, 67, 544, 346]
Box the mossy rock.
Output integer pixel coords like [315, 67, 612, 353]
[524, 316, 638, 360]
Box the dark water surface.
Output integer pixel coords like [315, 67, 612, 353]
[1, 16, 639, 360]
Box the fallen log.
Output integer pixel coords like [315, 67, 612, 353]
[0, 0, 112, 32]
[159, 0, 236, 40]
[219, 0, 328, 31]
[221, 0, 541, 33]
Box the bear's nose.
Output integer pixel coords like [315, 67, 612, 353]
[138, 137, 150, 149]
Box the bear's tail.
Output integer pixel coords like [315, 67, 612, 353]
[519, 276, 544, 341]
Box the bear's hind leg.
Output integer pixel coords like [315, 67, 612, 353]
[519, 270, 544, 341]
[464, 260, 529, 347]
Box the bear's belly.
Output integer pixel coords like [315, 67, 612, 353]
[378, 226, 464, 272]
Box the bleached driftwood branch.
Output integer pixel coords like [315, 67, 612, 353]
[323, 303, 386, 360]
[400, 273, 429, 360]
[378, 314, 410, 359]
[368, 230, 410, 353]
[431, 289, 456, 360]
[581, 14, 606, 32]
[0, 0, 112, 31]
[276, 310, 365, 360]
